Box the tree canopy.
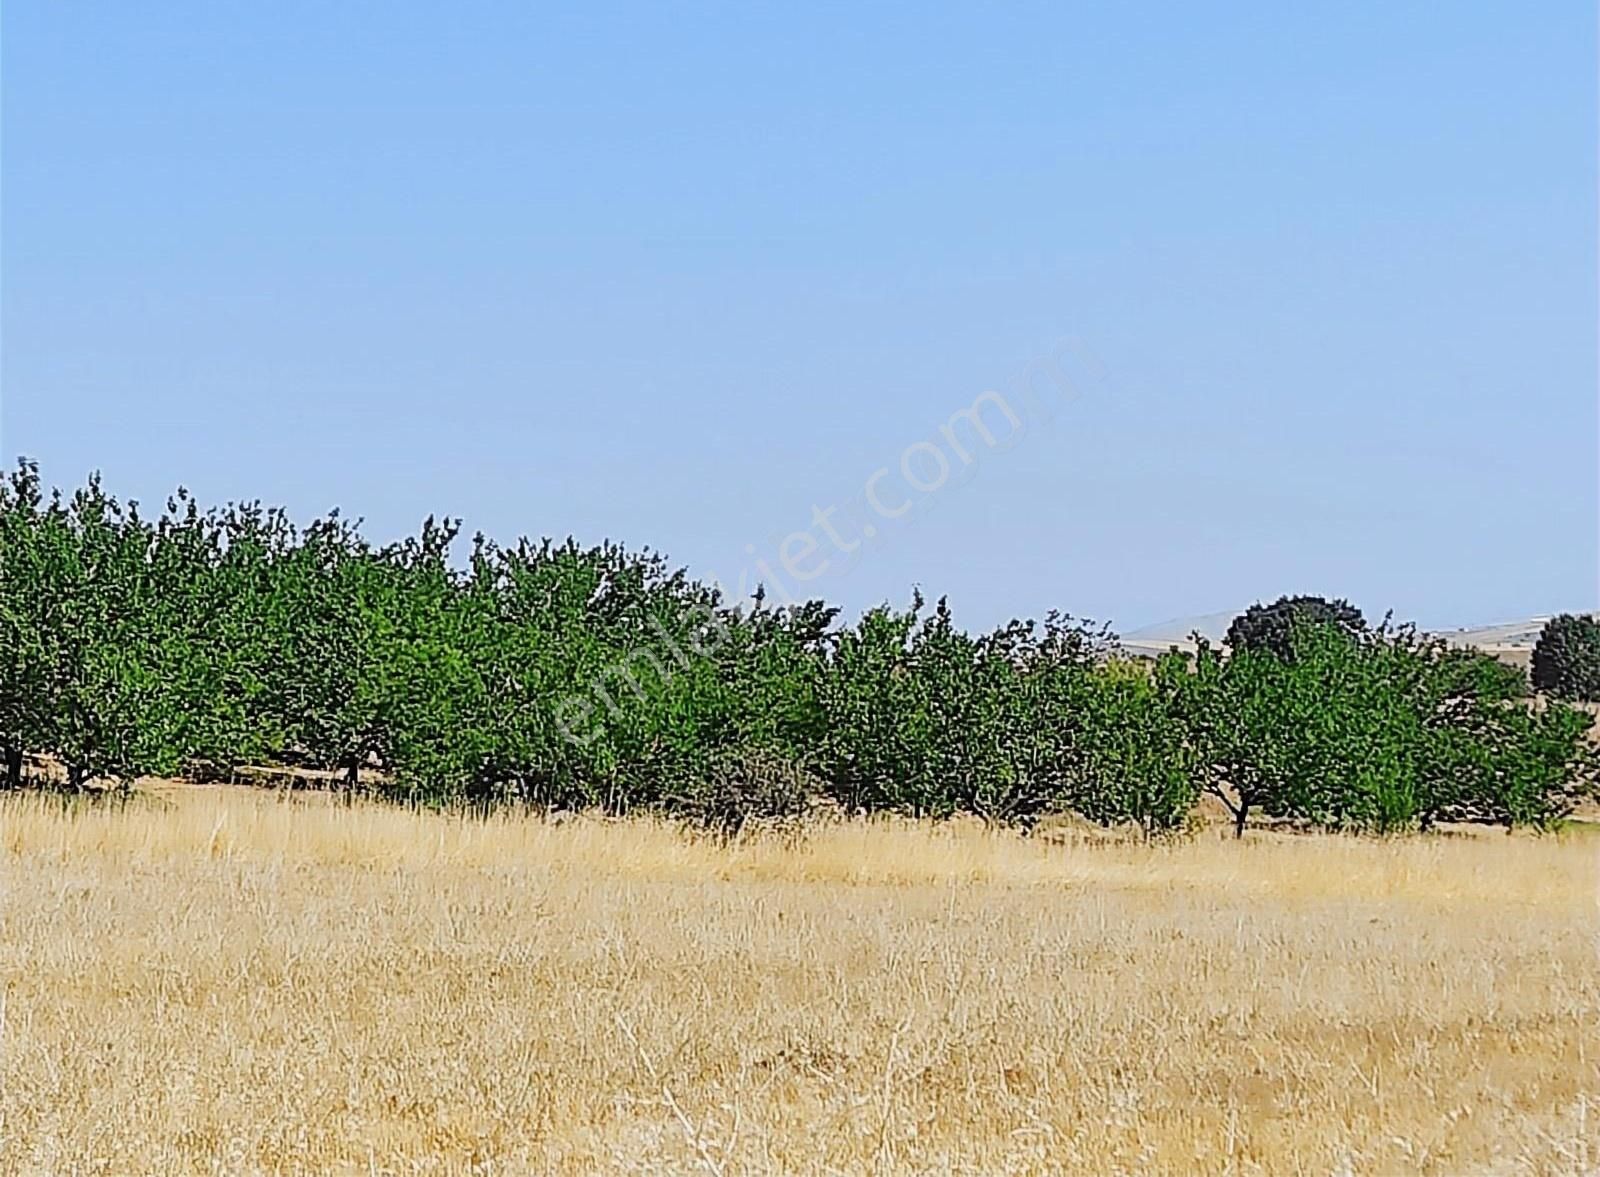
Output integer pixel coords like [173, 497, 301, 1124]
[1, 459, 1592, 836]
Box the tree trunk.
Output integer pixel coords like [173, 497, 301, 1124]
[343, 759, 359, 802]
[3, 745, 22, 790]
[1208, 782, 1249, 839]
[67, 763, 86, 794]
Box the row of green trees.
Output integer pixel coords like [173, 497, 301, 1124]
[1, 459, 1594, 834]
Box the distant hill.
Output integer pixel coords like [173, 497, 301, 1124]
[1121, 611, 1238, 647]
[1116, 611, 1579, 668]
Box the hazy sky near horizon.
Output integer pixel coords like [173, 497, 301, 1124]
[3, 2, 1595, 632]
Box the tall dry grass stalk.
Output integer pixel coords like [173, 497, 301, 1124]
[1, 786, 1596, 1174]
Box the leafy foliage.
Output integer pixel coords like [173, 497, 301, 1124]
[1225, 595, 1366, 661]
[1179, 619, 1594, 835]
[1060, 653, 1201, 835]
[1531, 613, 1600, 701]
[0, 460, 1590, 839]
[815, 595, 1113, 825]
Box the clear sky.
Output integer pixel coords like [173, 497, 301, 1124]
[3, 3, 1595, 633]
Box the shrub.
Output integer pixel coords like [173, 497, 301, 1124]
[1225, 595, 1366, 661]
[1531, 614, 1600, 701]
[672, 747, 816, 838]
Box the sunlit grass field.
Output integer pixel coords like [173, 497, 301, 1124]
[1, 787, 1595, 1174]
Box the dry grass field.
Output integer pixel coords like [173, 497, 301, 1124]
[1, 788, 1596, 1175]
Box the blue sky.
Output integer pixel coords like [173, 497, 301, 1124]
[3, 2, 1595, 632]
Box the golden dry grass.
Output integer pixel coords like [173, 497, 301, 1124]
[1, 788, 1596, 1175]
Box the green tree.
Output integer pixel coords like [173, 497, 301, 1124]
[264, 513, 411, 793]
[22, 476, 189, 788]
[1183, 619, 1593, 836]
[1225, 595, 1366, 661]
[0, 460, 50, 786]
[817, 596, 1111, 825]
[1061, 654, 1201, 835]
[1531, 613, 1600, 701]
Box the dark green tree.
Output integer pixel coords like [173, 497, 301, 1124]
[1225, 595, 1366, 661]
[1531, 613, 1600, 701]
